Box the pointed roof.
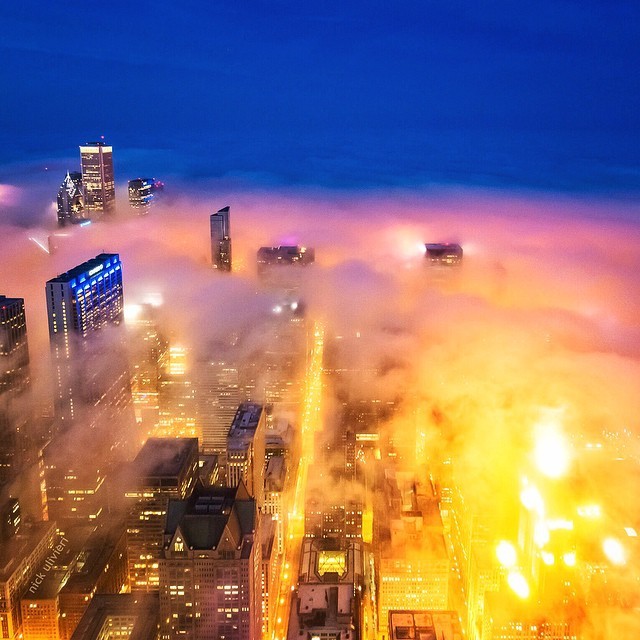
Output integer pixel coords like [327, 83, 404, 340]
[164, 479, 255, 550]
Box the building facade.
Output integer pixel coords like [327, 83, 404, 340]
[125, 438, 199, 592]
[56, 172, 86, 226]
[159, 482, 261, 640]
[45, 253, 126, 428]
[0, 296, 30, 486]
[210, 206, 231, 271]
[0, 296, 29, 395]
[0, 522, 57, 640]
[80, 142, 115, 217]
[194, 359, 240, 455]
[226, 403, 266, 508]
[128, 178, 157, 210]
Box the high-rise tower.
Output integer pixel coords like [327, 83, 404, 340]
[80, 142, 115, 216]
[45, 253, 127, 426]
[126, 438, 199, 592]
[210, 206, 231, 271]
[44, 254, 132, 521]
[0, 296, 30, 486]
[226, 402, 266, 508]
[57, 171, 86, 226]
[0, 296, 29, 395]
[159, 481, 262, 639]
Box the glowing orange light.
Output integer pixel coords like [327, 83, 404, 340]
[603, 538, 626, 565]
[496, 541, 517, 568]
[520, 482, 544, 515]
[124, 303, 142, 323]
[507, 571, 530, 599]
[534, 421, 570, 478]
[577, 505, 601, 518]
[534, 522, 550, 548]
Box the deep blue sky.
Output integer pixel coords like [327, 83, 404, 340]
[1, 1, 639, 192]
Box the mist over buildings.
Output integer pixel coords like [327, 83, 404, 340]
[1, 171, 639, 636]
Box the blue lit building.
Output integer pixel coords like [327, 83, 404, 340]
[45, 253, 127, 428]
[45, 254, 133, 521]
[46, 253, 123, 340]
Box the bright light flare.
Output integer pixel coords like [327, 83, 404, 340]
[603, 538, 626, 565]
[563, 552, 576, 567]
[534, 522, 550, 548]
[496, 541, 517, 568]
[143, 292, 163, 307]
[507, 571, 530, 599]
[124, 303, 142, 324]
[28, 236, 50, 254]
[547, 518, 574, 531]
[534, 421, 570, 478]
[541, 551, 555, 566]
[520, 482, 544, 515]
[168, 345, 187, 375]
[577, 505, 601, 518]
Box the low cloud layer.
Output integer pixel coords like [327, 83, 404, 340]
[1, 174, 639, 636]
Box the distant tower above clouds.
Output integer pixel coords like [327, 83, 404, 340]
[56, 171, 86, 226]
[80, 141, 116, 217]
[210, 206, 232, 271]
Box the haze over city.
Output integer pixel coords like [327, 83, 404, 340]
[0, 2, 639, 640]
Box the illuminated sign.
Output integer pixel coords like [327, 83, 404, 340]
[88, 264, 104, 277]
[356, 433, 379, 442]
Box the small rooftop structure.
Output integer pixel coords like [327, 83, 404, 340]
[132, 437, 199, 481]
[389, 610, 463, 640]
[424, 243, 463, 265]
[265, 456, 286, 492]
[228, 402, 263, 441]
[257, 245, 315, 270]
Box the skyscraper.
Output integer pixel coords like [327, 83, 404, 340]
[44, 254, 133, 521]
[56, 172, 86, 226]
[194, 358, 240, 454]
[159, 481, 262, 639]
[0, 296, 30, 486]
[210, 206, 231, 271]
[125, 438, 199, 593]
[0, 296, 29, 395]
[127, 177, 157, 210]
[127, 304, 168, 431]
[46, 253, 123, 340]
[46, 253, 125, 426]
[80, 142, 115, 217]
[226, 402, 266, 508]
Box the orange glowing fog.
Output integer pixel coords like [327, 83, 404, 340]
[1, 184, 639, 635]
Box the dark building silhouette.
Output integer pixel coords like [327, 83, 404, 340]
[257, 245, 314, 274]
[424, 243, 463, 265]
[0, 296, 30, 486]
[210, 206, 232, 271]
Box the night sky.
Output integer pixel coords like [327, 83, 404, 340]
[1, 0, 639, 193]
